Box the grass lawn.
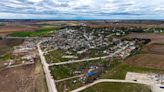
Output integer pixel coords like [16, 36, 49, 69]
[81, 82, 152, 92]
[9, 26, 61, 37]
[100, 63, 164, 79]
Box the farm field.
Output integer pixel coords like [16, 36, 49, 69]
[143, 43, 164, 54]
[0, 60, 48, 92]
[0, 24, 37, 36]
[124, 33, 164, 69]
[0, 38, 24, 55]
[9, 26, 61, 37]
[127, 33, 164, 44]
[124, 54, 164, 70]
[0, 65, 36, 92]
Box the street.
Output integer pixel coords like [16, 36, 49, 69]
[71, 79, 150, 92]
[37, 42, 58, 92]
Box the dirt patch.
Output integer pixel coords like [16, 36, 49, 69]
[0, 65, 36, 92]
[34, 60, 48, 92]
[124, 54, 164, 70]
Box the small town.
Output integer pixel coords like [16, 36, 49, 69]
[0, 20, 164, 92]
[0, 25, 164, 92]
[1, 0, 164, 92]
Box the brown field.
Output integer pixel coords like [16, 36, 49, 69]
[0, 65, 36, 92]
[0, 38, 47, 92]
[0, 39, 24, 70]
[0, 39, 24, 55]
[0, 62, 47, 92]
[127, 33, 164, 44]
[0, 25, 38, 36]
[143, 43, 164, 55]
[125, 33, 164, 70]
[124, 54, 164, 70]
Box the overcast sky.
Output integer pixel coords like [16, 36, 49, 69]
[0, 0, 164, 19]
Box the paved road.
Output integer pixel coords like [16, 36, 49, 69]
[49, 44, 129, 66]
[71, 79, 150, 92]
[37, 42, 58, 92]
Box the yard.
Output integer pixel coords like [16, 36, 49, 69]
[45, 50, 71, 63]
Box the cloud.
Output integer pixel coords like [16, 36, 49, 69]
[28, 0, 43, 3]
[0, 0, 163, 19]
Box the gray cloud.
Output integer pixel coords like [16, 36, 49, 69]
[0, 0, 164, 19]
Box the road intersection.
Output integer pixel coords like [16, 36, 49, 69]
[37, 42, 58, 92]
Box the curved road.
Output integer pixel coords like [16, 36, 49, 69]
[71, 79, 150, 92]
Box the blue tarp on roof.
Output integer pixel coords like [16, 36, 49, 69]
[87, 71, 95, 77]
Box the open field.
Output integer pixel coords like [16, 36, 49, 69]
[124, 33, 164, 70]
[0, 25, 38, 36]
[9, 26, 61, 37]
[0, 60, 47, 92]
[124, 54, 164, 70]
[127, 33, 164, 44]
[100, 64, 164, 79]
[1, 20, 164, 36]
[81, 82, 151, 92]
[143, 43, 164, 54]
[0, 38, 24, 55]
[0, 65, 36, 92]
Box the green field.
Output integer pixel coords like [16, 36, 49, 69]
[9, 26, 61, 37]
[100, 63, 164, 79]
[81, 82, 151, 92]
